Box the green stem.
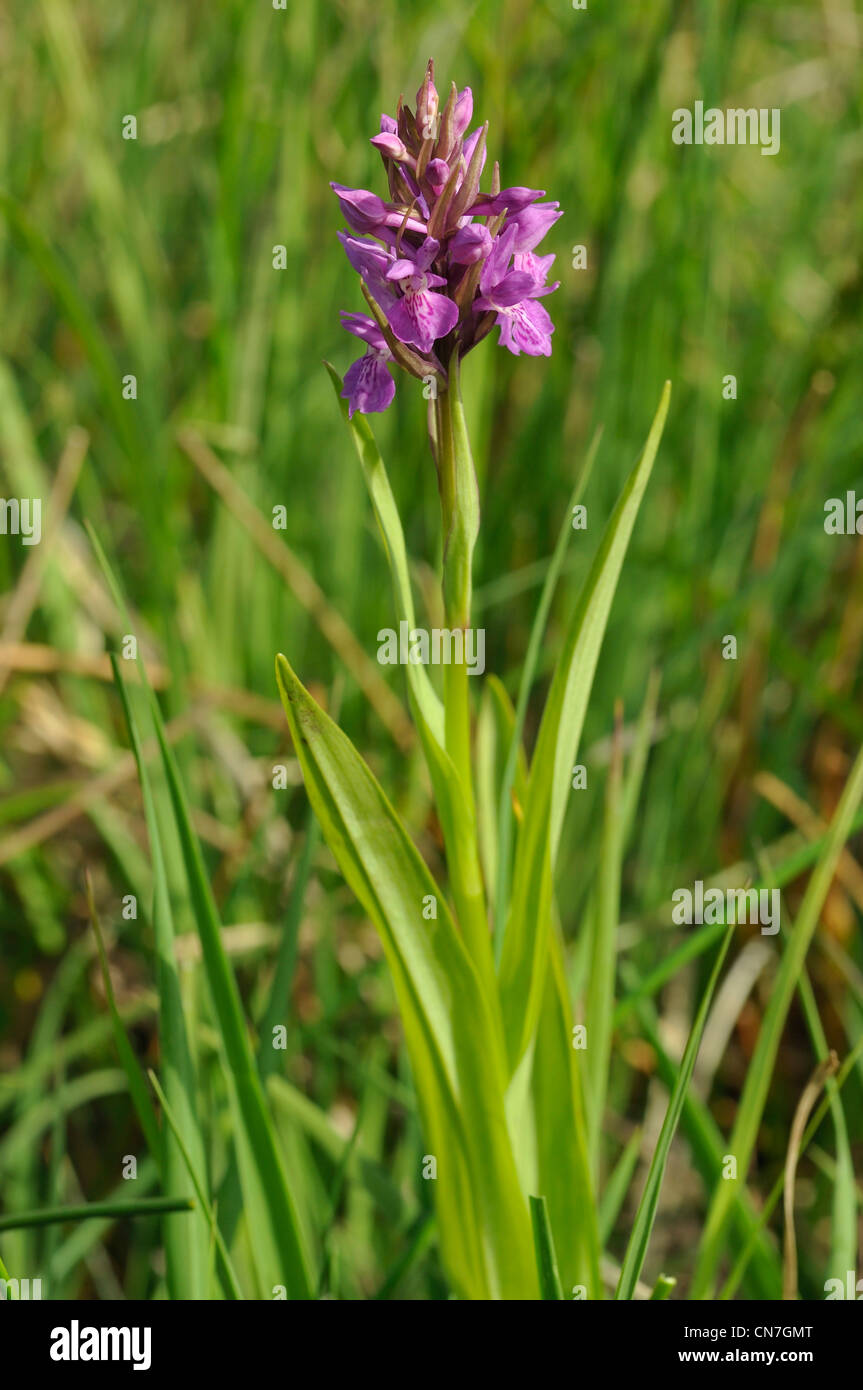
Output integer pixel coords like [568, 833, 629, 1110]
[434, 361, 495, 989]
[437, 355, 478, 636]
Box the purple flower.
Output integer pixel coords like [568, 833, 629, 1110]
[495, 299, 555, 356]
[384, 237, 459, 352]
[475, 227, 558, 357]
[331, 60, 561, 412]
[340, 314, 396, 418]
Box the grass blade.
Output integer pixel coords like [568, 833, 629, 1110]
[586, 704, 624, 1181]
[599, 1128, 643, 1247]
[110, 656, 209, 1299]
[0, 1197, 194, 1233]
[691, 743, 863, 1297]
[529, 1195, 564, 1300]
[85, 870, 162, 1164]
[92, 528, 313, 1299]
[147, 698, 314, 1299]
[616, 923, 733, 1299]
[148, 1070, 243, 1300]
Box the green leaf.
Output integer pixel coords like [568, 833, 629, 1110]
[500, 382, 671, 1074]
[147, 695, 313, 1300]
[531, 927, 602, 1299]
[586, 710, 624, 1181]
[476, 674, 528, 920]
[493, 424, 602, 956]
[599, 1128, 643, 1246]
[545, 383, 671, 868]
[276, 652, 537, 1298]
[325, 362, 496, 997]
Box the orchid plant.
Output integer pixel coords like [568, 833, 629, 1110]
[276, 61, 671, 1300]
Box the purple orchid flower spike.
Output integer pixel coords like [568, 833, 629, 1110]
[331, 60, 562, 412]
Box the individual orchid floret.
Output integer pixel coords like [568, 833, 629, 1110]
[339, 313, 396, 418]
[385, 237, 459, 352]
[331, 60, 562, 412]
[475, 226, 557, 357]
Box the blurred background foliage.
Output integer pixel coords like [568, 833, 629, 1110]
[1, 0, 861, 1297]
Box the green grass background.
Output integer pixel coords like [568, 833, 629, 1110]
[1, 0, 861, 1298]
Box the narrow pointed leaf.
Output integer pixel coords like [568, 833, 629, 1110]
[276, 653, 537, 1298]
[500, 383, 671, 1074]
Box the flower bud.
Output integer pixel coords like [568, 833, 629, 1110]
[416, 59, 439, 141]
[371, 132, 409, 161]
[453, 87, 473, 140]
